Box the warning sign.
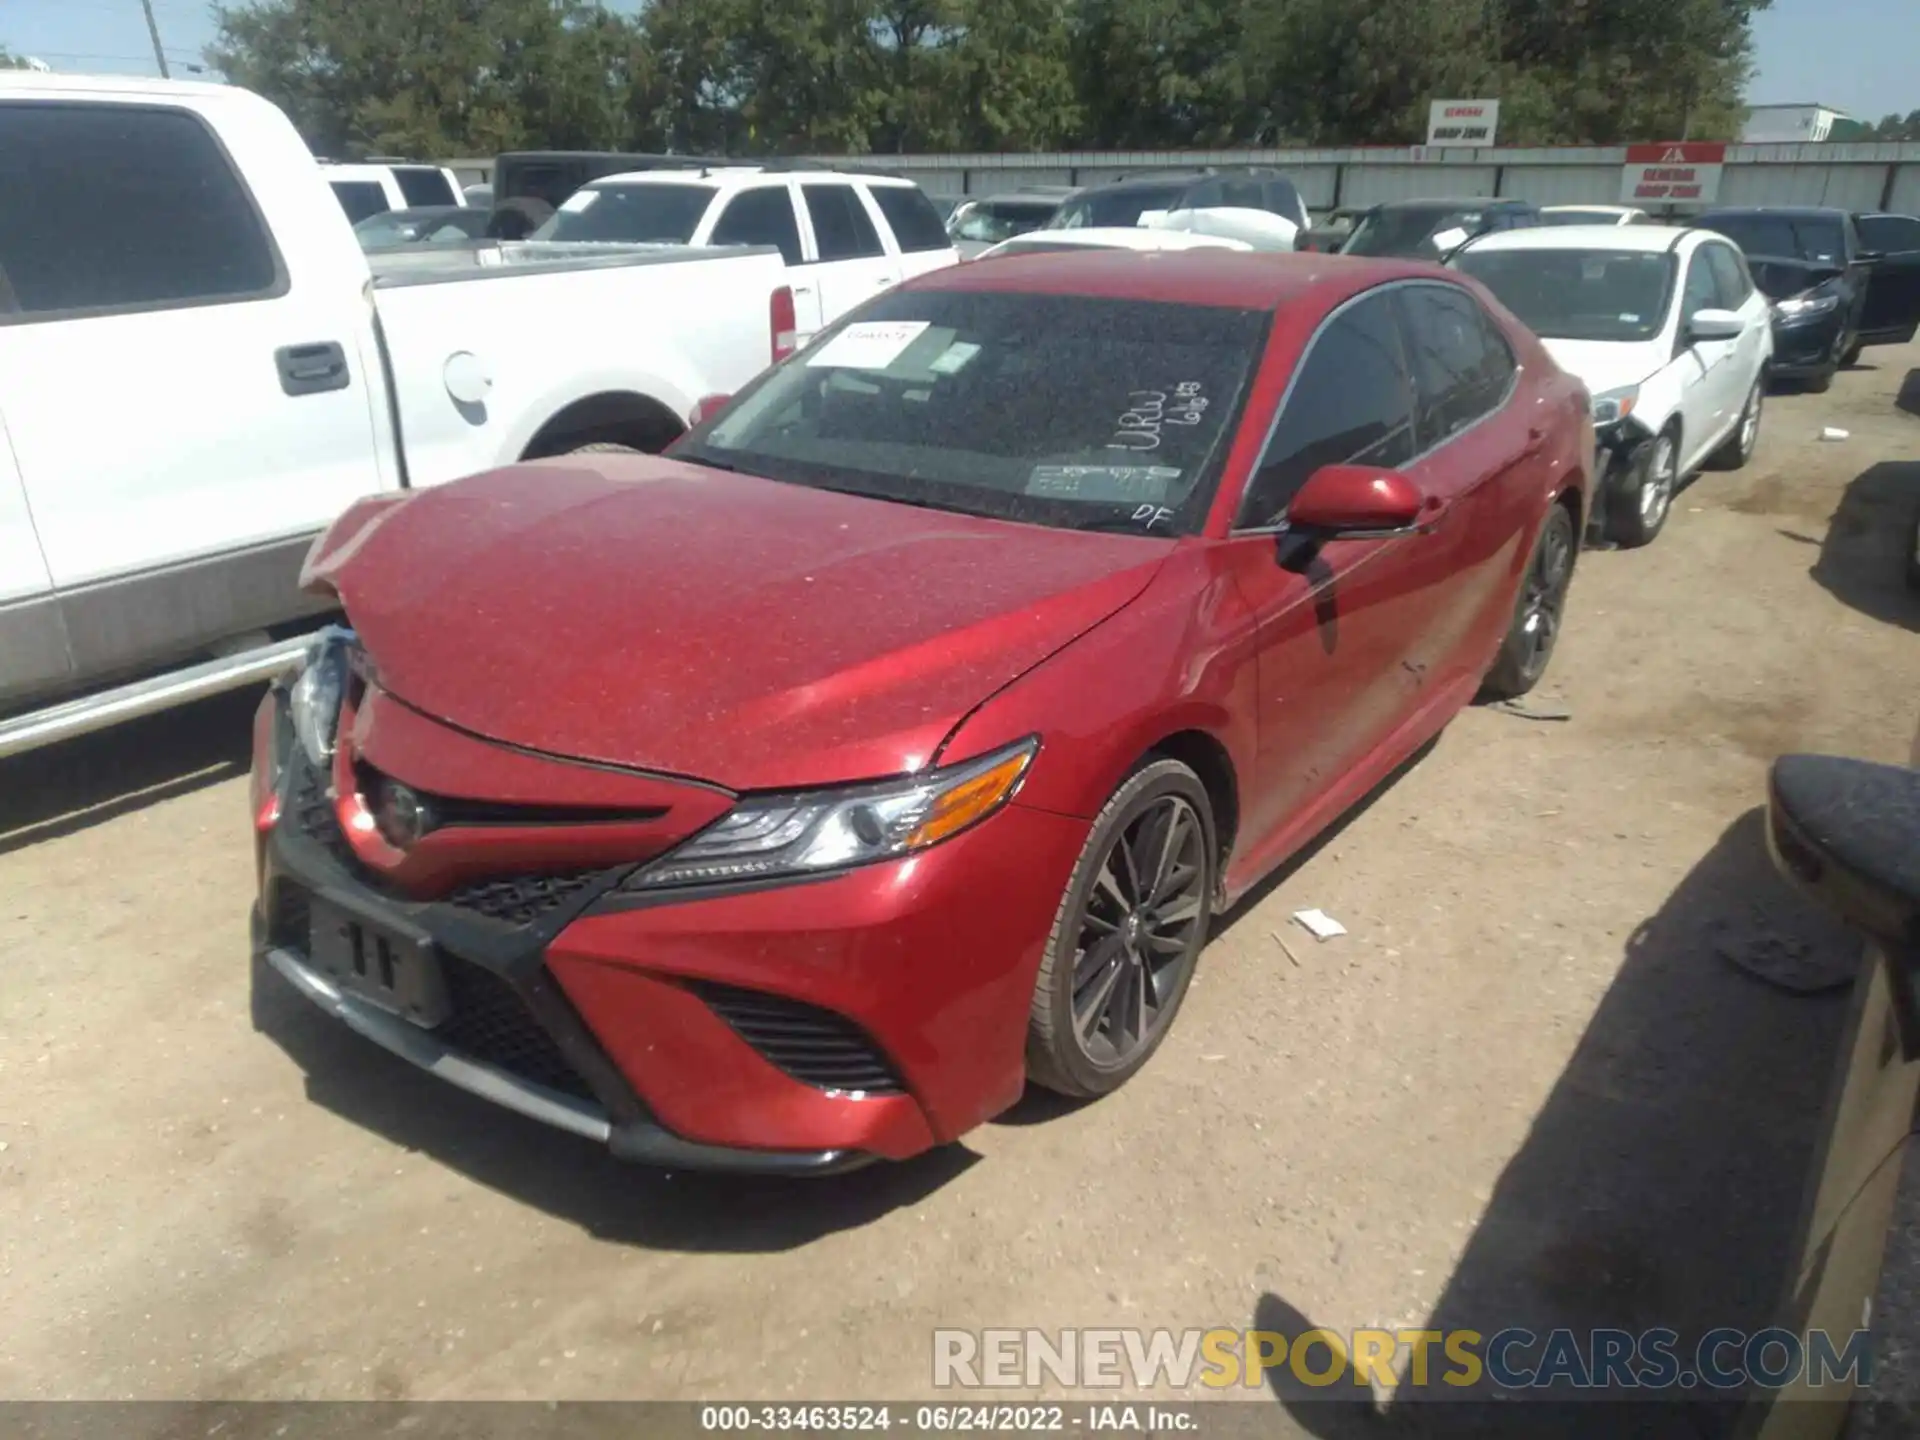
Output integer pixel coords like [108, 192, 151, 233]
[1425, 99, 1501, 147]
[1621, 142, 1728, 206]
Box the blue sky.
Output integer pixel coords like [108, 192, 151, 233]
[2, 0, 1915, 125]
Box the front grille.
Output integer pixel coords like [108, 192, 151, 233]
[435, 955, 598, 1103]
[445, 872, 607, 926]
[689, 981, 905, 1096]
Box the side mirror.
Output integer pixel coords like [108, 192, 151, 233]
[1287, 465, 1427, 540]
[1768, 753, 1920, 1054]
[1687, 307, 1745, 342]
[689, 393, 733, 426]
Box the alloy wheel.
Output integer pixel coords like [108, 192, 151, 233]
[1739, 385, 1762, 458]
[1516, 512, 1575, 682]
[1640, 435, 1677, 527]
[1069, 793, 1208, 1069]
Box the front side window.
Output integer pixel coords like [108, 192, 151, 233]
[676, 290, 1269, 537]
[709, 186, 803, 265]
[1679, 252, 1720, 320]
[1703, 243, 1752, 309]
[1858, 214, 1920, 255]
[803, 184, 885, 261]
[1452, 247, 1677, 343]
[1237, 292, 1415, 529]
[532, 182, 715, 243]
[1398, 284, 1515, 442]
[0, 102, 280, 318]
[868, 185, 953, 252]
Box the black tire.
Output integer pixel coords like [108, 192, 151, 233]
[1706, 378, 1763, 471]
[1026, 758, 1216, 1099]
[567, 442, 643, 455]
[1483, 503, 1577, 700]
[1906, 507, 1920, 593]
[1804, 366, 1834, 394]
[1606, 427, 1680, 548]
[1841, 338, 1864, 369]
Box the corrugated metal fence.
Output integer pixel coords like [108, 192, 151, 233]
[446, 142, 1920, 214]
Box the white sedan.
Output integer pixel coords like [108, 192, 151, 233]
[971, 227, 1254, 260]
[1449, 223, 1774, 547]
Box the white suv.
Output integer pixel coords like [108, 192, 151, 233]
[1450, 223, 1774, 547]
[533, 165, 960, 343]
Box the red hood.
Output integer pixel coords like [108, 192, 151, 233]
[306, 455, 1168, 791]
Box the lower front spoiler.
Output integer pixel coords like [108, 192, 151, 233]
[262, 945, 874, 1177]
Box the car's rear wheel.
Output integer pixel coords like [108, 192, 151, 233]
[1026, 759, 1215, 1099]
[1707, 379, 1763, 471]
[1606, 428, 1679, 549]
[1483, 502, 1577, 700]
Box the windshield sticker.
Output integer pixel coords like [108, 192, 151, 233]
[1430, 226, 1471, 253]
[805, 321, 932, 371]
[927, 341, 981, 376]
[1107, 385, 1207, 452]
[1025, 464, 1182, 502]
[559, 190, 598, 214]
[1618, 313, 1641, 323]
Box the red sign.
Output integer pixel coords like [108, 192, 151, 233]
[1621, 142, 1728, 206]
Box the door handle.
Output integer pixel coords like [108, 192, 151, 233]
[276, 342, 350, 397]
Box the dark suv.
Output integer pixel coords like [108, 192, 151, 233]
[1045, 169, 1312, 236]
[1337, 198, 1541, 260]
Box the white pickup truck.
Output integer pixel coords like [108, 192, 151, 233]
[0, 73, 796, 758]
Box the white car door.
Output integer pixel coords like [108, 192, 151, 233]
[1703, 239, 1771, 412]
[1672, 247, 1736, 470]
[795, 181, 903, 336]
[0, 405, 68, 700]
[0, 99, 385, 602]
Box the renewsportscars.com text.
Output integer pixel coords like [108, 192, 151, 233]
[933, 1326, 1871, 1393]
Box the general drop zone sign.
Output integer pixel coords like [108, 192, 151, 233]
[1426, 100, 1500, 146]
[1621, 143, 1728, 206]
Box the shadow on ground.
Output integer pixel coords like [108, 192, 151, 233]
[1809, 462, 1920, 632]
[0, 687, 258, 854]
[1251, 808, 1858, 1438]
[249, 948, 978, 1252]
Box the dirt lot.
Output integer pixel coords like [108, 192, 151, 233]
[3, 345, 1917, 1424]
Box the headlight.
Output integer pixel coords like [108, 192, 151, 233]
[1591, 384, 1640, 427]
[1774, 290, 1840, 320]
[626, 736, 1040, 890]
[288, 627, 354, 770]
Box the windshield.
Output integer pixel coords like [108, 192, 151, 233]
[1697, 214, 1846, 265]
[532, 182, 716, 243]
[672, 290, 1268, 537]
[1343, 207, 1486, 258]
[1453, 248, 1676, 343]
[951, 201, 1059, 244]
[1049, 185, 1186, 230]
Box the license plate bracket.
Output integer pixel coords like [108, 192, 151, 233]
[307, 891, 450, 1028]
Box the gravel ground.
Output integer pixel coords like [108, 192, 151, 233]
[2, 343, 1917, 1426]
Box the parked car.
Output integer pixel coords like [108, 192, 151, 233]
[926, 193, 966, 223]
[1450, 223, 1772, 547]
[1045, 169, 1311, 244]
[352, 205, 493, 249]
[1339, 197, 1541, 259]
[530, 163, 960, 343]
[947, 188, 1074, 257]
[1540, 204, 1654, 227]
[973, 228, 1252, 260]
[251, 249, 1594, 1173]
[1296, 207, 1361, 253]
[0, 73, 798, 757]
[1694, 205, 1920, 389]
[320, 160, 467, 223]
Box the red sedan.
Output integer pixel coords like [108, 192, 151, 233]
[252, 251, 1593, 1173]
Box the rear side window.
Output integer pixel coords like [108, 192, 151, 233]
[1703, 243, 1751, 308]
[867, 185, 953, 252]
[1858, 214, 1920, 254]
[709, 186, 803, 265]
[1238, 292, 1416, 528]
[802, 184, 885, 260]
[330, 180, 390, 224]
[392, 165, 457, 207]
[0, 102, 281, 319]
[1398, 284, 1516, 444]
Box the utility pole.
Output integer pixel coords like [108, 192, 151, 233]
[139, 0, 170, 78]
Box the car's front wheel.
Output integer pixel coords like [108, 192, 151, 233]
[1026, 758, 1216, 1099]
[1607, 428, 1679, 548]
